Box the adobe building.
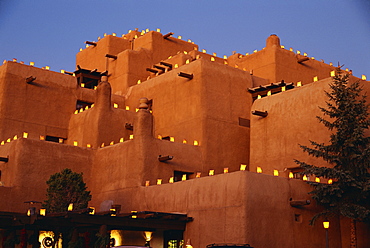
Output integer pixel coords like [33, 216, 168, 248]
[0, 29, 369, 247]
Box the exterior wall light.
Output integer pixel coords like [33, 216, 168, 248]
[39, 208, 46, 216]
[273, 170, 279, 176]
[68, 203, 73, 211]
[240, 164, 247, 171]
[209, 170, 214, 176]
[256, 167, 262, 173]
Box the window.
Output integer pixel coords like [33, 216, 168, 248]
[76, 100, 93, 110]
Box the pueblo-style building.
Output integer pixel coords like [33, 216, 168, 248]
[0, 29, 369, 248]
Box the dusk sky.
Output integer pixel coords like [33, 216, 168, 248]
[1, 0, 369, 78]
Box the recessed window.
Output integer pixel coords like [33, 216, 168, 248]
[294, 214, 302, 223]
[76, 100, 93, 110]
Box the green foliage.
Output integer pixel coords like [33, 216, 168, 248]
[295, 69, 370, 224]
[43, 168, 92, 213]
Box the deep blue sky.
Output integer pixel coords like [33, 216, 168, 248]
[1, 0, 369, 78]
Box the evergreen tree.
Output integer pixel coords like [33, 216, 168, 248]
[43, 168, 92, 213]
[295, 69, 370, 246]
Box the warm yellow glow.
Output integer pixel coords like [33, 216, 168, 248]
[91, 104, 94, 108]
[119, 138, 124, 143]
[157, 179, 162, 185]
[39, 135, 45, 141]
[303, 52, 307, 56]
[13, 135, 17, 140]
[30, 62, 35, 66]
[85, 44, 89, 48]
[109, 231, 122, 246]
[315, 177, 321, 183]
[104, 33, 107, 37]
[323, 220, 330, 229]
[296, 50, 301, 55]
[3, 60, 6, 64]
[136, 108, 139, 112]
[144, 231, 153, 242]
[112, 33, 116, 36]
[141, 30, 145, 35]
[224, 168, 229, 174]
[157, 135, 162, 140]
[156, 28, 161, 32]
[73, 141, 78, 146]
[174, 64, 179, 68]
[114, 103, 118, 108]
[273, 170, 279, 176]
[39, 231, 62, 248]
[234, 64, 238, 68]
[345, 68, 349, 72]
[182, 174, 187, 181]
[45, 66, 50, 70]
[169, 177, 174, 183]
[303, 175, 308, 181]
[6, 138, 10, 143]
[328, 179, 333, 184]
[209, 170, 214, 176]
[196, 55, 200, 60]
[238, 55, 242, 59]
[131, 210, 138, 218]
[1, 141, 4, 145]
[101, 143, 105, 148]
[253, 50, 257, 53]
[223, 55, 227, 59]
[240, 164, 247, 171]
[362, 75, 367, 80]
[330, 71, 335, 77]
[79, 108, 83, 113]
[280, 45, 285, 49]
[178, 36, 182, 39]
[297, 81, 302, 87]
[267, 91, 271, 96]
[329, 62, 333, 66]
[289, 48, 293, 52]
[193, 140, 199, 146]
[12, 58, 17, 62]
[311, 57, 315, 60]
[134, 35, 138, 39]
[168, 56, 172, 59]
[196, 172, 201, 178]
[281, 86, 286, 92]
[145, 181, 150, 187]
[224, 61, 228, 65]
[289, 172, 294, 178]
[184, 51, 188, 54]
[187, 39, 192, 43]
[110, 141, 114, 145]
[85, 106, 89, 110]
[59, 138, 63, 144]
[257, 95, 262, 99]
[186, 59, 190, 64]
[68, 203, 73, 211]
[74, 110, 78, 114]
[313, 76, 318, 82]
[40, 208, 46, 216]
[87, 144, 91, 148]
[79, 48, 83, 51]
[80, 83, 85, 88]
[170, 137, 174, 142]
[125, 106, 130, 111]
[27, 209, 31, 216]
[23, 132, 28, 138]
[183, 139, 187, 144]
[137, 79, 141, 85]
[202, 49, 206, 53]
[89, 207, 95, 215]
[256, 167, 262, 173]
[211, 57, 215, 61]
[129, 134, 134, 140]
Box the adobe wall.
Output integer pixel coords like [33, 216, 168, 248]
[95, 171, 345, 248]
[249, 76, 370, 174]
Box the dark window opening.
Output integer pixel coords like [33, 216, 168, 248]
[45, 136, 63, 143]
[74, 67, 103, 89]
[76, 100, 93, 110]
[174, 171, 193, 182]
[164, 230, 183, 248]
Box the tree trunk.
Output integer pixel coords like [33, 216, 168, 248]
[350, 219, 357, 248]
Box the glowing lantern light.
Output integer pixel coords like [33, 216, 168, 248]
[256, 167, 262, 173]
[253, 50, 258, 53]
[196, 172, 201, 178]
[79, 108, 83, 113]
[257, 95, 262, 99]
[303, 52, 307, 56]
[281, 86, 286, 92]
[273, 170, 279, 176]
[345, 68, 349, 72]
[157, 179, 162, 185]
[45, 66, 50, 70]
[104, 33, 107, 37]
[91, 104, 94, 108]
[174, 64, 179, 68]
[110, 141, 114, 145]
[6, 138, 10, 143]
[238, 55, 242, 59]
[156, 28, 161, 32]
[323, 220, 330, 229]
[193, 140, 199, 146]
[137, 80, 141, 84]
[267, 91, 271, 96]
[85, 106, 89, 110]
[112, 33, 116, 36]
[178, 36, 182, 39]
[240, 164, 247, 171]
[211, 57, 215, 61]
[209, 170, 214, 176]
[13, 135, 17, 140]
[184, 51, 188, 54]
[40, 208, 46, 216]
[12, 58, 17, 62]
[74, 110, 78, 114]
[289, 47, 293, 51]
[235, 65, 238, 68]
[89, 207, 95, 215]
[59, 138, 63, 144]
[23, 132, 28, 138]
[68, 203, 73, 211]
[362, 75, 367, 80]
[186, 59, 190, 64]
[280, 45, 285, 49]
[129, 134, 134, 140]
[311, 57, 315, 60]
[297, 81, 302, 87]
[136, 108, 139, 112]
[60, 69, 65, 74]
[81, 83, 85, 88]
[101, 143, 105, 148]
[79, 48, 83, 51]
[182, 174, 187, 181]
[169, 177, 174, 183]
[313, 76, 318, 82]
[303, 175, 308, 181]
[85, 44, 89, 48]
[296, 50, 301, 55]
[202, 49, 206, 53]
[330, 71, 335, 77]
[114, 103, 118, 108]
[196, 55, 200, 60]
[223, 55, 227, 59]
[329, 62, 333, 66]
[30, 62, 35, 66]
[87, 144, 91, 148]
[39, 135, 45, 141]
[1, 141, 4, 145]
[141, 30, 145, 35]
[181, 139, 186, 144]
[289, 172, 294, 178]
[315, 177, 321, 183]
[168, 56, 172, 59]
[328, 179, 333, 184]
[187, 39, 192, 43]
[157, 135, 162, 140]
[224, 168, 229, 174]
[27, 209, 31, 216]
[73, 141, 78, 146]
[134, 35, 138, 39]
[224, 61, 228, 65]
[145, 181, 150, 187]
[170, 137, 174, 142]
[125, 106, 130, 110]
[119, 138, 124, 143]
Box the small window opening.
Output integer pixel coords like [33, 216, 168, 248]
[174, 171, 193, 182]
[76, 100, 93, 110]
[74, 67, 102, 89]
[45, 136, 63, 143]
[294, 214, 302, 223]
